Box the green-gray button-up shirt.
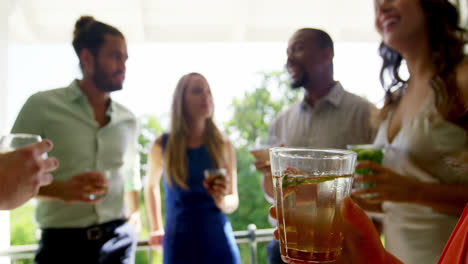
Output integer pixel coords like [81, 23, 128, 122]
[12, 80, 141, 228]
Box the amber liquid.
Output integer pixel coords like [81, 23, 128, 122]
[274, 174, 353, 263]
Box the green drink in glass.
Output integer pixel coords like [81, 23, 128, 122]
[270, 148, 356, 263]
[347, 144, 384, 191]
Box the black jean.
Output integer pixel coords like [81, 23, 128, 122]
[34, 219, 137, 264]
[266, 239, 287, 264]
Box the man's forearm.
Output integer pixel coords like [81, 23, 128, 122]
[37, 180, 66, 201]
[124, 191, 140, 214]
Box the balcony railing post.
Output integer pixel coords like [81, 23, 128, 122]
[248, 224, 257, 264]
[147, 246, 152, 263]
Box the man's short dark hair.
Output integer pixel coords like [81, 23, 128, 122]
[297, 28, 334, 57]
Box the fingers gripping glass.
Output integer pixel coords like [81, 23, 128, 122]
[88, 169, 112, 201]
[204, 168, 226, 194]
[347, 144, 384, 198]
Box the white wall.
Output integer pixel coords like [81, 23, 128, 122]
[0, 0, 11, 262]
[0, 1, 8, 132]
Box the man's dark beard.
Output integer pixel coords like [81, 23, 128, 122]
[93, 62, 122, 92]
[289, 63, 308, 89]
[290, 73, 308, 90]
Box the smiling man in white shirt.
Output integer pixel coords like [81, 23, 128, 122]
[255, 28, 377, 264]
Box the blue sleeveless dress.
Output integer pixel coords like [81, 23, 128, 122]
[161, 134, 241, 264]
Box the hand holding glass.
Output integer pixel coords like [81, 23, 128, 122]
[250, 136, 280, 164]
[250, 147, 270, 163]
[347, 144, 384, 193]
[0, 134, 57, 209]
[88, 169, 111, 200]
[204, 168, 226, 194]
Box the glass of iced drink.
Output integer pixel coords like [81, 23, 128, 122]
[346, 144, 384, 190]
[270, 148, 356, 263]
[0, 133, 44, 155]
[204, 168, 226, 194]
[88, 169, 112, 200]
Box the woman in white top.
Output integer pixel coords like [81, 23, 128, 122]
[353, 0, 468, 263]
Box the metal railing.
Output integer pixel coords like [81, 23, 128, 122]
[0, 225, 275, 264]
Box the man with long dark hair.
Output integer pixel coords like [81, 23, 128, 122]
[11, 16, 141, 264]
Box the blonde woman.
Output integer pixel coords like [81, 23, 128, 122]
[144, 73, 240, 264]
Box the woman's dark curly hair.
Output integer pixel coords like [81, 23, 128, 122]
[379, 0, 467, 127]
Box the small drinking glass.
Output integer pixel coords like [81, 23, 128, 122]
[0, 133, 45, 157]
[88, 169, 112, 200]
[204, 168, 226, 194]
[270, 147, 356, 263]
[346, 144, 384, 191]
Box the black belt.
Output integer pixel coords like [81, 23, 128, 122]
[42, 219, 126, 241]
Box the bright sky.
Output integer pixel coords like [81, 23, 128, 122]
[7, 42, 385, 131]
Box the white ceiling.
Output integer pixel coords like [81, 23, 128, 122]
[4, 0, 466, 44]
[7, 0, 381, 43]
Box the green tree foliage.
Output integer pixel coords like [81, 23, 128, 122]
[10, 203, 36, 264]
[136, 115, 164, 264]
[226, 69, 300, 229]
[138, 115, 163, 178]
[10, 203, 36, 246]
[225, 70, 300, 263]
[225, 70, 301, 148]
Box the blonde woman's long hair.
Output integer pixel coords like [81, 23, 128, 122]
[165, 73, 226, 189]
